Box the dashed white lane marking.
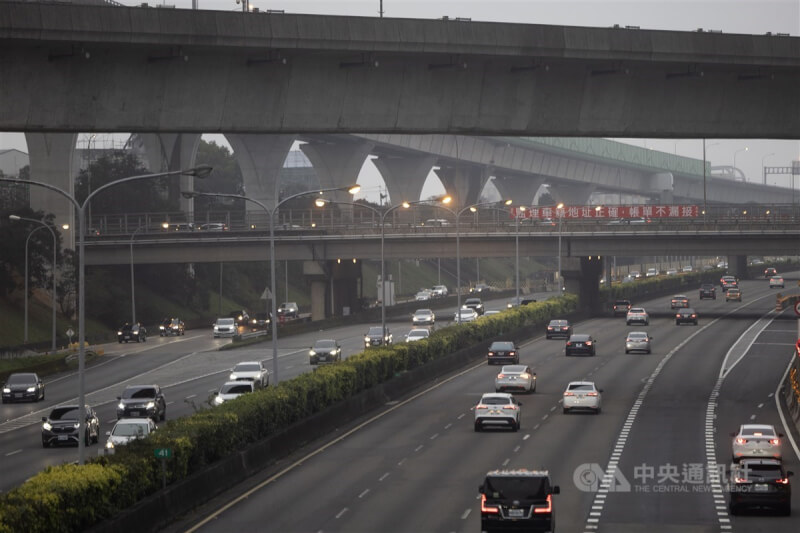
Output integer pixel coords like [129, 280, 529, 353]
[414, 445, 424, 452]
[430, 433, 439, 440]
[185, 394, 196, 399]
[335, 508, 348, 519]
[457, 413, 465, 420]
[513, 445, 521, 452]
[444, 423, 452, 429]
[502, 458, 510, 466]
[541, 414, 548, 421]
[523, 434, 530, 440]
[461, 509, 471, 520]
[750, 414, 757, 420]
[397, 458, 407, 466]
[358, 489, 369, 499]
[5, 449, 22, 456]
[379, 472, 389, 482]
[757, 403, 764, 409]
[549, 406, 556, 412]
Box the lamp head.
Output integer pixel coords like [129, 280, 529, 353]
[503, 199, 513, 206]
[519, 206, 527, 212]
[183, 165, 213, 178]
[401, 201, 411, 208]
[469, 206, 477, 213]
[61, 224, 70, 230]
[315, 198, 327, 207]
[9, 215, 21, 221]
[556, 202, 565, 209]
[441, 195, 453, 205]
[347, 185, 361, 195]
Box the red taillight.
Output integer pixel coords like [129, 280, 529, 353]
[691, 314, 696, 318]
[481, 494, 499, 514]
[505, 404, 518, 410]
[676, 314, 680, 318]
[520, 373, 530, 379]
[566, 342, 572, 346]
[770, 438, 780, 445]
[476, 405, 488, 410]
[564, 392, 575, 396]
[497, 374, 506, 379]
[736, 437, 747, 445]
[777, 478, 790, 485]
[585, 341, 592, 346]
[587, 392, 598, 396]
[735, 476, 751, 483]
[547, 327, 554, 330]
[534, 495, 552, 514]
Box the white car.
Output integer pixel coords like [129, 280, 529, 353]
[412, 309, 435, 326]
[562, 381, 602, 414]
[405, 329, 430, 342]
[769, 276, 785, 288]
[626, 307, 649, 326]
[212, 381, 255, 406]
[105, 417, 156, 452]
[474, 393, 522, 432]
[454, 307, 479, 323]
[494, 365, 536, 393]
[431, 285, 448, 297]
[731, 424, 783, 462]
[625, 331, 652, 354]
[645, 268, 658, 277]
[213, 317, 237, 338]
[415, 289, 432, 301]
[682, 265, 694, 272]
[229, 361, 270, 388]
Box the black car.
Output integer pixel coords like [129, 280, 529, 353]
[479, 469, 560, 533]
[117, 322, 147, 343]
[159, 317, 185, 337]
[309, 339, 342, 365]
[565, 334, 597, 356]
[251, 312, 272, 329]
[116, 385, 166, 421]
[227, 310, 250, 326]
[464, 297, 485, 315]
[612, 299, 631, 317]
[675, 308, 698, 325]
[487, 341, 520, 365]
[2, 372, 45, 403]
[546, 319, 572, 339]
[699, 284, 717, 300]
[729, 459, 793, 516]
[41, 404, 100, 447]
[364, 326, 392, 348]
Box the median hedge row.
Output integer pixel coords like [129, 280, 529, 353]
[600, 268, 726, 304]
[0, 294, 578, 533]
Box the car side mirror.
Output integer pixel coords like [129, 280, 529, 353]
[779, 433, 785, 438]
[517, 401, 523, 406]
[41, 416, 47, 422]
[116, 396, 121, 401]
[787, 471, 795, 477]
[598, 389, 604, 393]
[478, 484, 484, 493]
[552, 485, 560, 494]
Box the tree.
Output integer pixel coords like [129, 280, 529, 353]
[194, 140, 244, 215]
[0, 208, 63, 297]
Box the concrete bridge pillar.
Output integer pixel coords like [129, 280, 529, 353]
[303, 259, 362, 320]
[648, 172, 675, 205]
[25, 133, 78, 248]
[136, 133, 202, 214]
[561, 256, 604, 313]
[548, 183, 596, 206]
[727, 255, 749, 279]
[371, 154, 436, 204]
[301, 140, 375, 211]
[491, 173, 545, 206]
[227, 134, 296, 216]
[434, 165, 490, 209]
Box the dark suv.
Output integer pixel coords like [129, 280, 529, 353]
[41, 404, 100, 447]
[612, 299, 631, 317]
[699, 284, 716, 300]
[464, 297, 485, 315]
[479, 469, 560, 532]
[729, 459, 793, 515]
[117, 322, 147, 343]
[116, 385, 166, 421]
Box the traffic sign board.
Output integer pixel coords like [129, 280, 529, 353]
[154, 448, 172, 458]
[794, 301, 800, 316]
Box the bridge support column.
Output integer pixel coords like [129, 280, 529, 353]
[548, 183, 596, 206]
[491, 173, 545, 206]
[727, 255, 749, 279]
[561, 256, 604, 313]
[301, 139, 375, 211]
[227, 134, 297, 217]
[25, 133, 78, 248]
[134, 133, 202, 215]
[309, 278, 327, 322]
[434, 165, 490, 209]
[304, 259, 363, 320]
[372, 154, 436, 204]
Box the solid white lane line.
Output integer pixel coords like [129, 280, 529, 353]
[5, 449, 22, 456]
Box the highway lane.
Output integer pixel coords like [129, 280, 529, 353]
[177, 279, 800, 533]
[0, 293, 527, 492]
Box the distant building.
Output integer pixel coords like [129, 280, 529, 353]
[0, 149, 30, 210]
[0, 148, 28, 178]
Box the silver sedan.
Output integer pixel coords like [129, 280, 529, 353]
[562, 381, 602, 414]
[625, 331, 652, 354]
[494, 365, 537, 393]
[731, 424, 783, 462]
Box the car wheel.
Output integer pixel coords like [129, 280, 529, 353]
[160, 409, 166, 422]
[42, 440, 49, 448]
[675, 321, 680, 325]
[595, 407, 601, 415]
[647, 349, 651, 354]
[563, 407, 569, 414]
[513, 420, 520, 432]
[780, 503, 791, 516]
[625, 349, 629, 354]
[474, 422, 482, 432]
[40, 390, 45, 401]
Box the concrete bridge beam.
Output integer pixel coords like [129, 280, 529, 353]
[301, 140, 375, 210]
[434, 165, 490, 209]
[25, 133, 78, 247]
[371, 154, 436, 204]
[227, 134, 297, 216]
[549, 183, 596, 206]
[491, 174, 545, 206]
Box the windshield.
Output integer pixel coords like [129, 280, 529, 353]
[368, 327, 384, 335]
[122, 387, 156, 399]
[415, 310, 432, 316]
[482, 396, 513, 405]
[568, 384, 596, 392]
[484, 476, 547, 500]
[409, 330, 429, 337]
[314, 340, 337, 349]
[220, 383, 253, 395]
[628, 333, 648, 339]
[112, 423, 149, 437]
[7, 374, 36, 385]
[217, 318, 235, 326]
[490, 342, 515, 350]
[501, 365, 527, 373]
[49, 407, 79, 420]
[233, 363, 261, 373]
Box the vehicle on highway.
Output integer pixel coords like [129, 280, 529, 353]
[720, 275, 738, 291]
[630, 271, 642, 279]
[277, 302, 299, 319]
[769, 275, 785, 288]
[227, 309, 250, 326]
[117, 322, 147, 343]
[495, 365, 536, 393]
[484, 310, 501, 316]
[726, 287, 742, 302]
[41, 404, 100, 447]
[565, 334, 597, 357]
[364, 326, 393, 347]
[431, 285, 448, 297]
[415, 289, 432, 301]
[213, 317, 237, 338]
[229, 361, 270, 387]
[104, 417, 156, 451]
[670, 295, 689, 309]
[454, 307, 479, 323]
[626, 307, 649, 326]
[699, 283, 717, 300]
[474, 393, 522, 432]
[612, 299, 631, 317]
[159, 317, 185, 337]
[116, 385, 166, 421]
[625, 331, 653, 354]
[546, 319, 572, 339]
[487, 341, 520, 365]
[2, 372, 45, 403]
[562, 381, 602, 414]
[309, 339, 342, 365]
[729, 458, 792, 516]
[666, 268, 678, 276]
[198, 222, 229, 231]
[212, 381, 255, 406]
[682, 265, 693, 272]
[470, 283, 492, 294]
[405, 328, 430, 343]
[646, 268, 658, 277]
[479, 469, 559, 532]
[675, 308, 698, 325]
[251, 311, 271, 329]
[507, 296, 537, 308]
[411, 308, 435, 326]
[764, 267, 778, 278]
[731, 424, 783, 462]
[464, 297, 485, 315]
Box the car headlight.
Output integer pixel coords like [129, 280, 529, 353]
[146, 401, 155, 409]
[26, 386, 36, 392]
[42, 422, 52, 430]
[214, 326, 220, 332]
[364, 337, 370, 342]
[160, 326, 166, 331]
[117, 330, 123, 335]
[213, 395, 224, 406]
[309, 350, 316, 356]
[229, 373, 237, 380]
[105, 441, 115, 449]
[118, 402, 125, 410]
[2, 388, 9, 393]
[73, 422, 80, 429]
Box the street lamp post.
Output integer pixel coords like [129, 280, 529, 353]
[515, 206, 525, 305]
[10, 216, 58, 350]
[556, 203, 565, 292]
[183, 184, 360, 387]
[129, 225, 148, 323]
[1, 164, 212, 465]
[733, 147, 749, 174]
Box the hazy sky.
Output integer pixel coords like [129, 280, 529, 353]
[2, 0, 798, 202]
